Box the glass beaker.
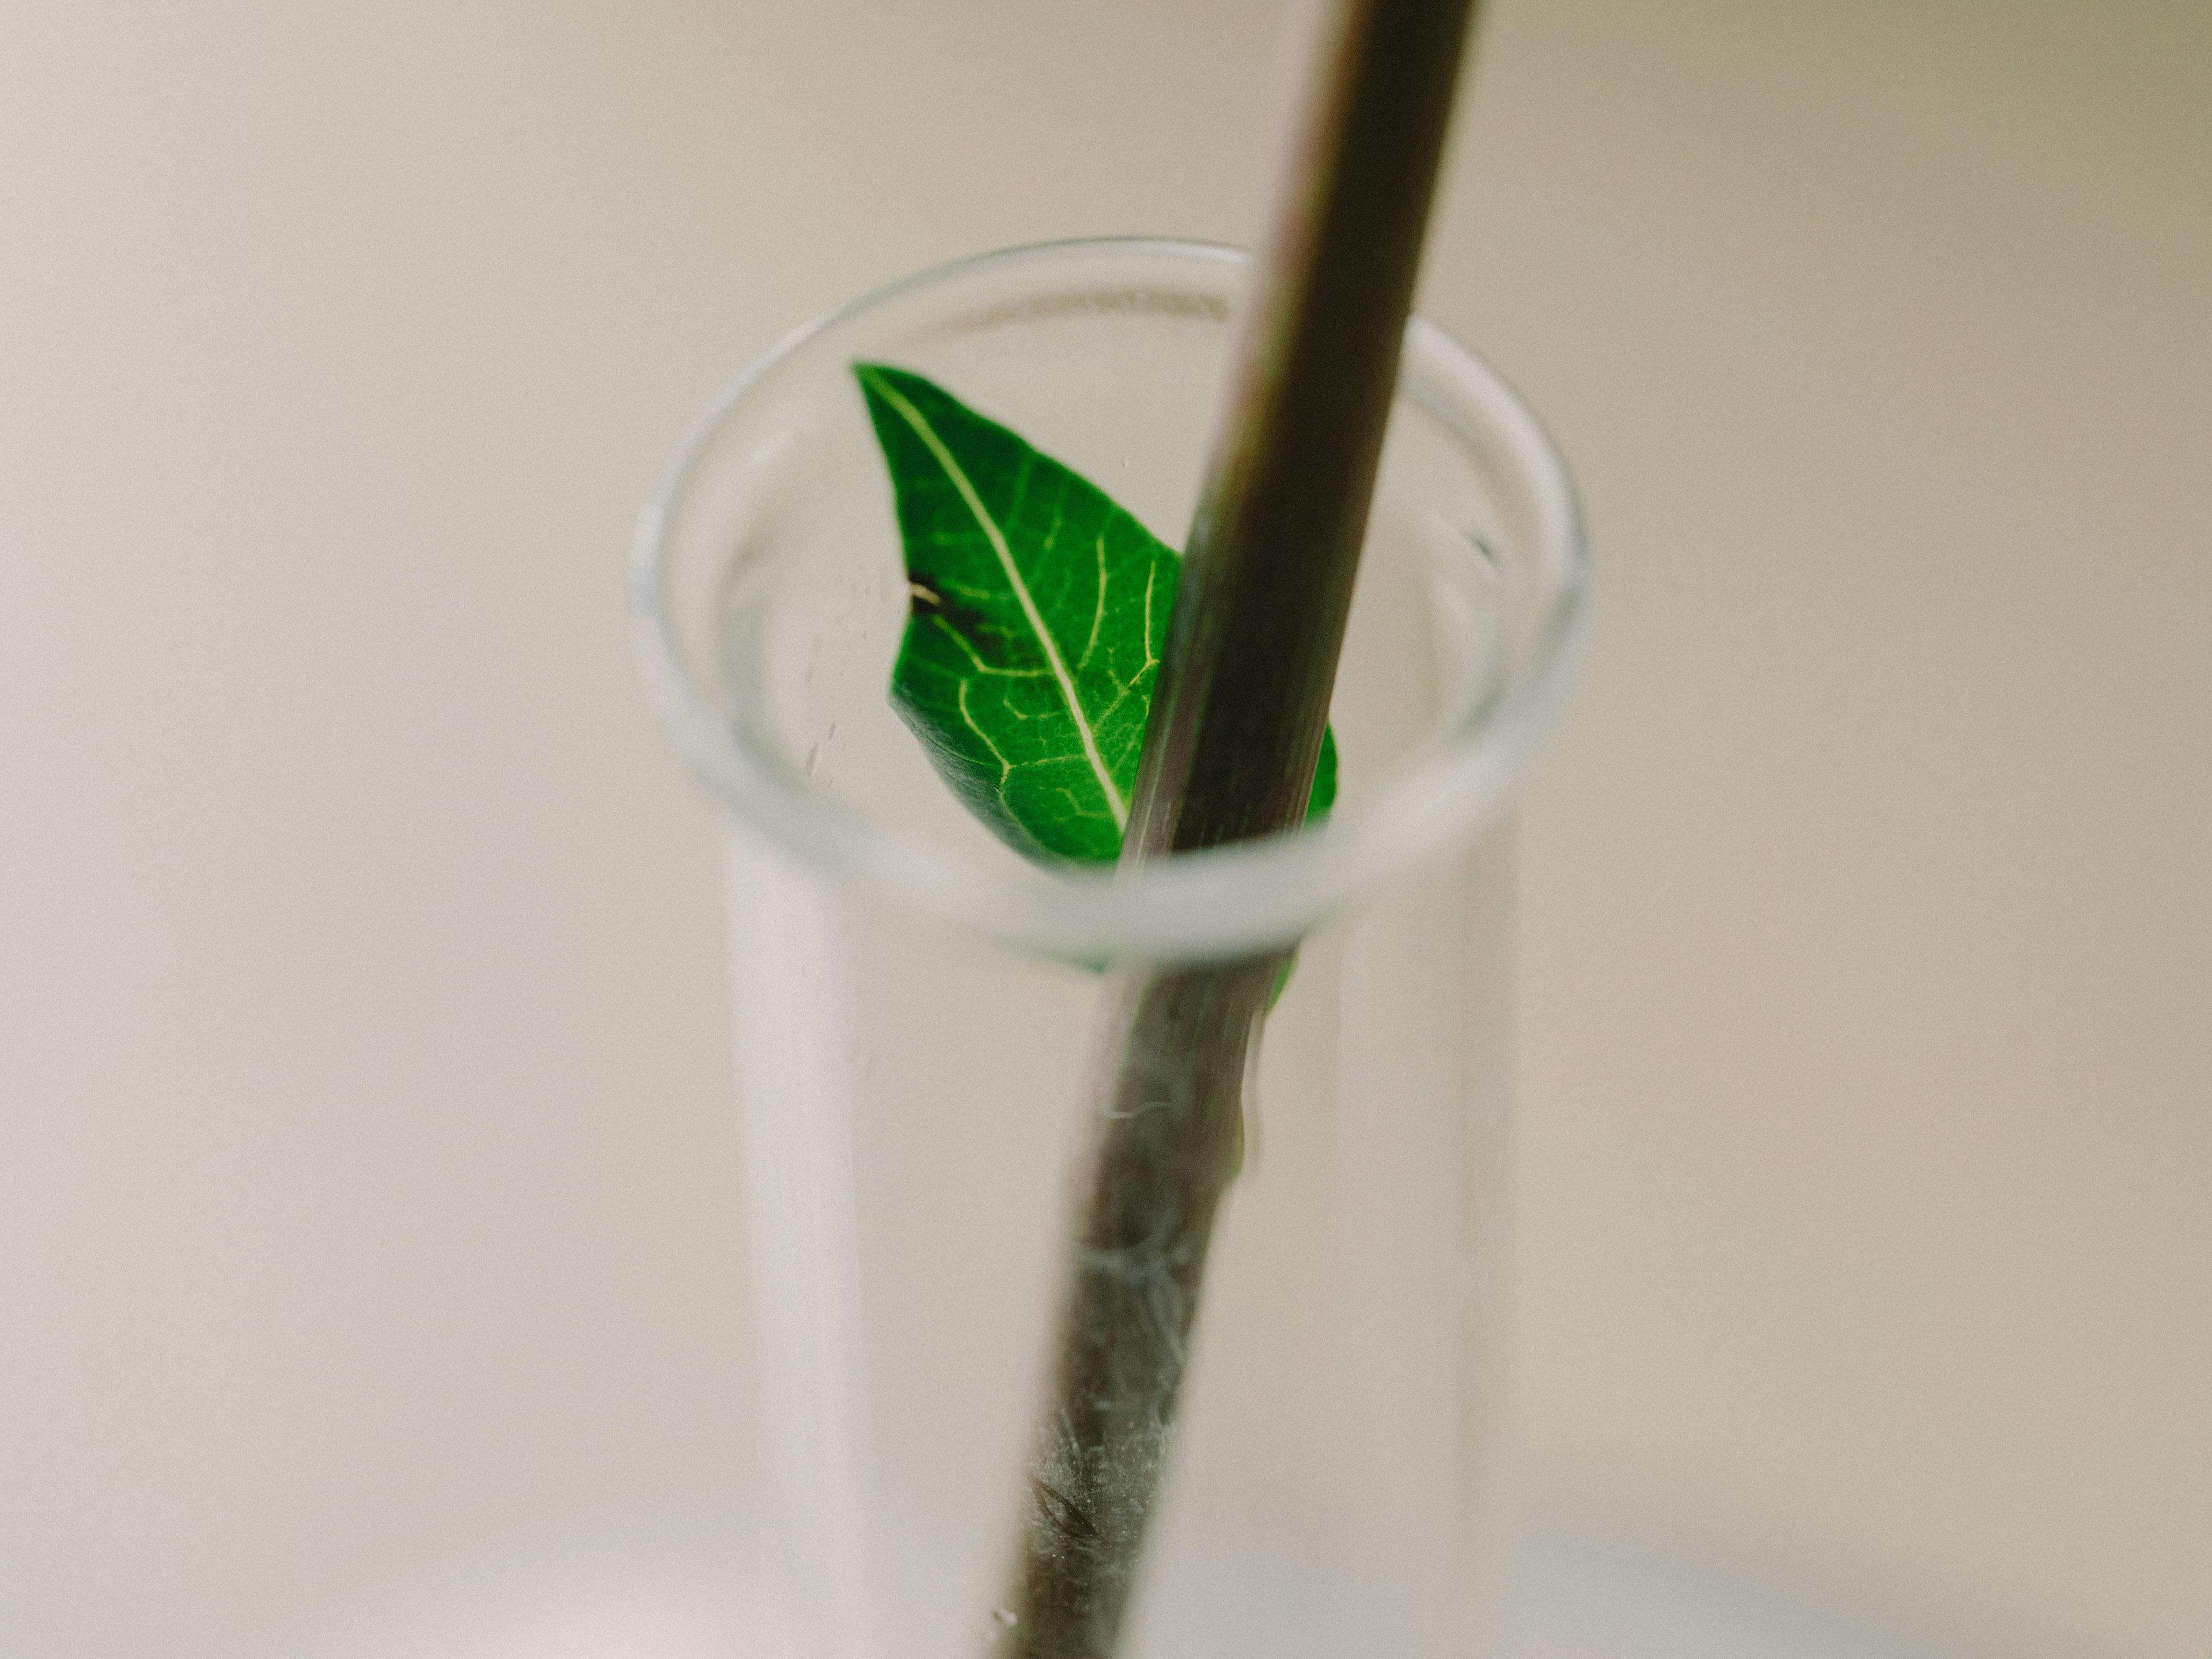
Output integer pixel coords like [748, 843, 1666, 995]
[632, 238, 1588, 1659]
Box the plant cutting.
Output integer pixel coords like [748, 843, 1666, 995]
[853, 358, 1335, 1638]
[634, 9, 1591, 1659]
[858, 1, 1482, 1653]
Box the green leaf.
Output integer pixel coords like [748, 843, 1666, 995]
[855, 362, 1338, 866]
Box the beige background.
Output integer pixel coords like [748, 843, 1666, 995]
[3, 1, 2206, 1656]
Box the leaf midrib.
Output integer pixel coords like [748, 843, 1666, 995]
[859, 365, 1128, 829]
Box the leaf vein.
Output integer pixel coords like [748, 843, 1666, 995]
[958, 680, 1014, 787]
[1078, 530, 1108, 672]
[859, 366, 1127, 830]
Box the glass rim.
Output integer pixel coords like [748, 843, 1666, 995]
[630, 236, 1592, 960]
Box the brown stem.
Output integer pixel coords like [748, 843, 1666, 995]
[998, 2, 1483, 1654]
[1002, 953, 1282, 1658]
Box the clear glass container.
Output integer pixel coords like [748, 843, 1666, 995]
[631, 238, 1588, 1659]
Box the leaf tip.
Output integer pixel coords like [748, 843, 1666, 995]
[850, 359, 915, 400]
